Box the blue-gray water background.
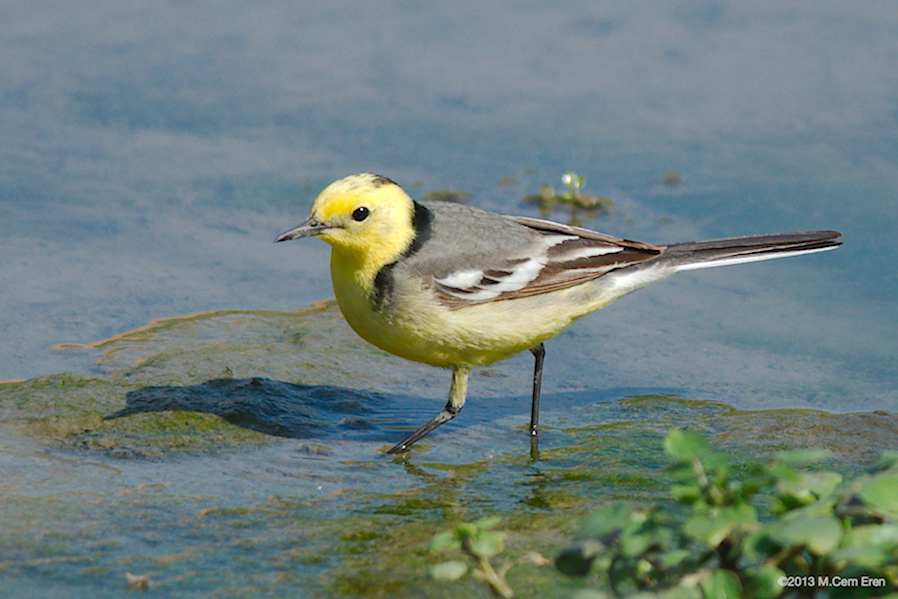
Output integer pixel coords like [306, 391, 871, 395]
[1, 2, 897, 597]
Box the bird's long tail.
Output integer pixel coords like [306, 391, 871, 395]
[663, 230, 842, 271]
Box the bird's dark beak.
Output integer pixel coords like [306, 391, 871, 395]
[275, 217, 332, 242]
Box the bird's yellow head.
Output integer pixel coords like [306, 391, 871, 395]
[276, 173, 418, 285]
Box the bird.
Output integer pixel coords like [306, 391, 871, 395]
[276, 173, 842, 454]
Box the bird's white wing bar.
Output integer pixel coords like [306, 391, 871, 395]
[435, 269, 484, 289]
[434, 256, 549, 300]
[541, 234, 579, 247]
[551, 244, 625, 261]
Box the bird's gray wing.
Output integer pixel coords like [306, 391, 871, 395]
[402, 203, 665, 309]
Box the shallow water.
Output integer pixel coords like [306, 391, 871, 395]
[2, 305, 896, 597]
[2, 2, 897, 597]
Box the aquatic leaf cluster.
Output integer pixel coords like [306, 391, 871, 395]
[524, 172, 614, 225]
[432, 429, 898, 598]
[430, 516, 516, 598]
[556, 429, 898, 598]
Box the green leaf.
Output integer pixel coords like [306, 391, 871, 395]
[775, 449, 832, 465]
[842, 523, 898, 549]
[671, 484, 703, 504]
[704, 453, 730, 478]
[767, 461, 801, 486]
[829, 544, 887, 568]
[684, 514, 727, 548]
[665, 429, 710, 462]
[872, 451, 898, 472]
[743, 565, 785, 599]
[570, 591, 610, 599]
[767, 512, 843, 555]
[700, 569, 742, 599]
[777, 471, 843, 506]
[455, 522, 479, 539]
[620, 529, 655, 557]
[665, 588, 707, 599]
[660, 548, 694, 569]
[684, 504, 757, 548]
[859, 472, 898, 514]
[833, 524, 898, 567]
[430, 530, 461, 552]
[430, 560, 468, 581]
[578, 502, 634, 539]
[468, 531, 506, 558]
[473, 515, 502, 530]
[803, 471, 842, 496]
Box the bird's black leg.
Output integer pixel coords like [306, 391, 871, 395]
[386, 367, 469, 454]
[529, 343, 545, 438]
[385, 405, 459, 454]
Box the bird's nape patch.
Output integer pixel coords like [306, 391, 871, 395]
[371, 174, 398, 188]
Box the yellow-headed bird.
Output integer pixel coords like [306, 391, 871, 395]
[276, 173, 841, 453]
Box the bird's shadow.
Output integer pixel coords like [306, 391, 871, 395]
[105, 377, 398, 442]
[104, 377, 659, 448]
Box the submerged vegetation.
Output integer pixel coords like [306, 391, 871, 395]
[424, 188, 473, 202]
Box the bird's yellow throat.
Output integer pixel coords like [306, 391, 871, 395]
[310, 176, 418, 293]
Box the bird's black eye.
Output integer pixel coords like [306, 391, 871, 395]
[352, 206, 370, 222]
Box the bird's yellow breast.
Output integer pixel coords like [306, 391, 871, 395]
[330, 248, 614, 369]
